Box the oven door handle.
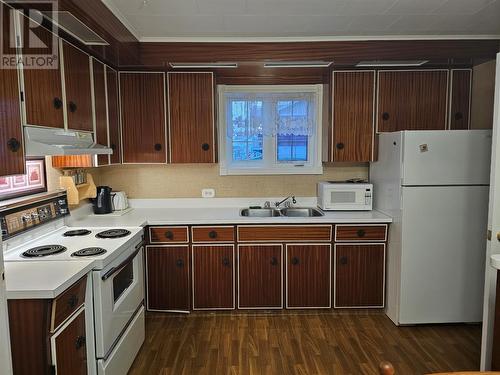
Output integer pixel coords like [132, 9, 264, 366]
[101, 241, 144, 281]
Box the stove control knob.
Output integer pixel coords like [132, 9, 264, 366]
[59, 208, 68, 214]
[22, 214, 32, 222]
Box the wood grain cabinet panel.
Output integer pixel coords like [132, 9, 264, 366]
[167, 72, 215, 163]
[51, 275, 86, 332]
[93, 59, 109, 165]
[192, 226, 235, 243]
[149, 226, 189, 243]
[335, 225, 387, 242]
[332, 71, 375, 162]
[62, 41, 93, 132]
[377, 70, 448, 132]
[146, 246, 190, 311]
[192, 245, 234, 309]
[106, 68, 121, 164]
[238, 225, 332, 242]
[334, 244, 385, 308]
[120, 72, 166, 163]
[53, 309, 87, 375]
[238, 245, 283, 309]
[286, 244, 331, 308]
[449, 69, 472, 130]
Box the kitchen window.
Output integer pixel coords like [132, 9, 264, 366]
[218, 85, 323, 175]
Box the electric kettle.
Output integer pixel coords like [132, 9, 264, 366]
[92, 186, 113, 214]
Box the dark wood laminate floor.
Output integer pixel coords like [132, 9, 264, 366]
[128, 311, 481, 375]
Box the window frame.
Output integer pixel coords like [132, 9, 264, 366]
[218, 84, 323, 175]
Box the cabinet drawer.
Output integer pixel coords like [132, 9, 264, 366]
[149, 226, 189, 243]
[335, 225, 387, 242]
[192, 226, 235, 243]
[51, 275, 87, 332]
[238, 225, 332, 242]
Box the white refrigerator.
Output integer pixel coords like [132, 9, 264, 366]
[371, 130, 492, 325]
[0, 238, 12, 374]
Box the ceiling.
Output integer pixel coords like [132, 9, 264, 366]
[101, 0, 500, 41]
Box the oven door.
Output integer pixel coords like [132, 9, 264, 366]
[93, 242, 144, 359]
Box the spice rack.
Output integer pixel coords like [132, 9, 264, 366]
[59, 173, 97, 205]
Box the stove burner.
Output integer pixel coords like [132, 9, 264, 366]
[71, 247, 107, 257]
[96, 229, 131, 239]
[63, 229, 91, 237]
[22, 245, 67, 258]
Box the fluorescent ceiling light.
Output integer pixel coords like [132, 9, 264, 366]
[356, 60, 429, 67]
[264, 61, 333, 68]
[169, 62, 238, 68]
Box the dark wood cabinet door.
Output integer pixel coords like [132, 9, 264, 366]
[62, 41, 93, 131]
[449, 69, 472, 130]
[21, 15, 64, 129]
[0, 4, 24, 177]
[168, 72, 215, 163]
[106, 68, 121, 164]
[120, 72, 166, 163]
[286, 244, 331, 308]
[378, 70, 448, 132]
[192, 245, 234, 309]
[332, 71, 375, 162]
[238, 244, 282, 309]
[54, 309, 87, 375]
[146, 246, 190, 311]
[92, 59, 108, 165]
[334, 244, 385, 308]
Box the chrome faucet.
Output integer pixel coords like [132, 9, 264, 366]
[275, 195, 297, 208]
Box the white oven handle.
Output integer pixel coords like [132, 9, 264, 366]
[101, 241, 144, 281]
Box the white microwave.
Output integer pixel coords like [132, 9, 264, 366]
[317, 182, 373, 211]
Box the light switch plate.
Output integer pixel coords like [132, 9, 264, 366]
[202, 188, 215, 198]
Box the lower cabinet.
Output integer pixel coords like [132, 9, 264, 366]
[192, 245, 235, 310]
[238, 244, 283, 309]
[286, 244, 332, 309]
[146, 245, 190, 312]
[334, 244, 386, 308]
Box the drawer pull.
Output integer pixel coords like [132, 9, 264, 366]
[176, 259, 184, 268]
[53, 97, 63, 109]
[67, 294, 78, 309]
[75, 336, 86, 350]
[336, 142, 344, 150]
[68, 101, 77, 113]
[7, 138, 21, 152]
[291, 257, 299, 265]
[340, 256, 348, 265]
[165, 230, 174, 240]
[382, 112, 390, 121]
[201, 143, 210, 151]
[208, 230, 218, 239]
[357, 229, 366, 238]
[270, 257, 278, 266]
[154, 143, 162, 151]
[222, 257, 230, 267]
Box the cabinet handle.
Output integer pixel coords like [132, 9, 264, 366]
[111, 144, 117, 151]
[382, 112, 390, 121]
[75, 336, 86, 350]
[68, 101, 77, 113]
[67, 294, 78, 309]
[7, 138, 21, 152]
[208, 230, 218, 239]
[270, 257, 278, 266]
[356, 229, 366, 238]
[53, 97, 63, 109]
[291, 257, 299, 265]
[222, 257, 230, 267]
[176, 259, 184, 268]
[454, 112, 464, 121]
[154, 143, 162, 151]
[339, 256, 348, 265]
[165, 230, 174, 240]
[336, 142, 344, 150]
[201, 143, 210, 151]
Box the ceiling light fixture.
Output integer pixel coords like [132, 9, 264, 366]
[263, 61, 333, 68]
[168, 62, 238, 69]
[355, 60, 429, 67]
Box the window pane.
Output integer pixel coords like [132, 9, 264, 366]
[277, 134, 308, 162]
[230, 99, 263, 161]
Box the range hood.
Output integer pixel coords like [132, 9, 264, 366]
[24, 126, 113, 156]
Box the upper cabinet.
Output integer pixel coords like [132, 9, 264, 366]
[106, 68, 122, 165]
[449, 69, 472, 130]
[167, 72, 215, 163]
[120, 72, 167, 163]
[62, 41, 93, 132]
[92, 59, 109, 166]
[332, 71, 375, 162]
[377, 70, 449, 132]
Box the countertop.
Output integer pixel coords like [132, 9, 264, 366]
[4, 260, 94, 299]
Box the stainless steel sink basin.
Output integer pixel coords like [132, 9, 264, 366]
[240, 208, 281, 217]
[280, 207, 324, 217]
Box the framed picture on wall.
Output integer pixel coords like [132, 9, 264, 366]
[0, 158, 47, 201]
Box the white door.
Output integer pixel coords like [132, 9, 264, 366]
[481, 53, 500, 370]
[0, 241, 13, 375]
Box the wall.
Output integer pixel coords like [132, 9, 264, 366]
[95, 163, 368, 198]
[471, 60, 496, 129]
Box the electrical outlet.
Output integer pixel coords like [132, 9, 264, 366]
[202, 188, 215, 198]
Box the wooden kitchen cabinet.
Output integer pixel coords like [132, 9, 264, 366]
[332, 71, 375, 162]
[93, 59, 109, 166]
[334, 244, 385, 308]
[192, 245, 234, 309]
[167, 72, 215, 163]
[238, 244, 283, 309]
[146, 246, 190, 312]
[106, 67, 122, 164]
[449, 69, 472, 130]
[120, 72, 167, 163]
[377, 70, 449, 132]
[286, 244, 331, 308]
[62, 41, 93, 132]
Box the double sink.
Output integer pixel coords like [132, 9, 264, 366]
[240, 207, 324, 217]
